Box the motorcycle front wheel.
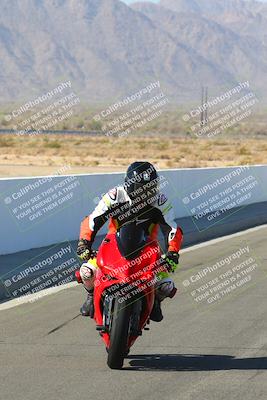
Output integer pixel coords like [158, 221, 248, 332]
[107, 296, 131, 369]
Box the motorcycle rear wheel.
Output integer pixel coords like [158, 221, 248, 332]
[107, 297, 131, 369]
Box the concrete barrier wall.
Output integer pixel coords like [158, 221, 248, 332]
[0, 165, 266, 255]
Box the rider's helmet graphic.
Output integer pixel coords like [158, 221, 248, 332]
[124, 161, 159, 205]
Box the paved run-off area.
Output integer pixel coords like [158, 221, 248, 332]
[1, 226, 267, 400]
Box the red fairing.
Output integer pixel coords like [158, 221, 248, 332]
[75, 270, 82, 284]
[94, 233, 161, 349]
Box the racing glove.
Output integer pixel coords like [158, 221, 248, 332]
[163, 251, 180, 273]
[77, 239, 92, 261]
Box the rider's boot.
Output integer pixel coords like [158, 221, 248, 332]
[80, 288, 94, 318]
[150, 298, 163, 322]
[150, 278, 177, 322]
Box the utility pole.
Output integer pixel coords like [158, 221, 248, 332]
[201, 86, 204, 126]
[204, 86, 208, 122]
[201, 86, 208, 125]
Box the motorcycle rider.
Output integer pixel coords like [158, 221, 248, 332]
[77, 161, 183, 322]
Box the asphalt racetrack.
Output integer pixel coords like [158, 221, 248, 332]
[1, 225, 267, 400]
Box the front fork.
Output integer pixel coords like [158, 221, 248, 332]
[96, 293, 114, 333]
[103, 293, 114, 331]
[101, 293, 143, 337]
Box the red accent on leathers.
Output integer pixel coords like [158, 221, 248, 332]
[168, 227, 183, 253]
[75, 270, 83, 284]
[79, 216, 93, 241]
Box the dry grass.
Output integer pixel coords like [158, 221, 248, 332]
[0, 133, 266, 177]
[1, 106, 267, 137]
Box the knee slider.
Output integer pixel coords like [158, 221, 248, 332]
[80, 263, 96, 281]
[156, 278, 176, 300]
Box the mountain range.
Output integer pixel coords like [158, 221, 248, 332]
[0, 0, 266, 104]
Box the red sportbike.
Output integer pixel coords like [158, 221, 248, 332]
[78, 222, 170, 369]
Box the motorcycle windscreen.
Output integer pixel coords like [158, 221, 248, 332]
[116, 221, 146, 260]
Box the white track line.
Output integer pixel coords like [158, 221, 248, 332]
[181, 223, 267, 253]
[1, 224, 267, 311]
[0, 281, 78, 311]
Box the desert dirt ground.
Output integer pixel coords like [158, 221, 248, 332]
[0, 134, 266, 177]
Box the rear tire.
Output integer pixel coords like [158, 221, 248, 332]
[107, 297, 131, 369]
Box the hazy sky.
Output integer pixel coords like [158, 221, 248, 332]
[123, 0, 266, 3]
[123, 0, 159, 4]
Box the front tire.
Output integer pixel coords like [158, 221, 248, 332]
[107, 297, 131, 369]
